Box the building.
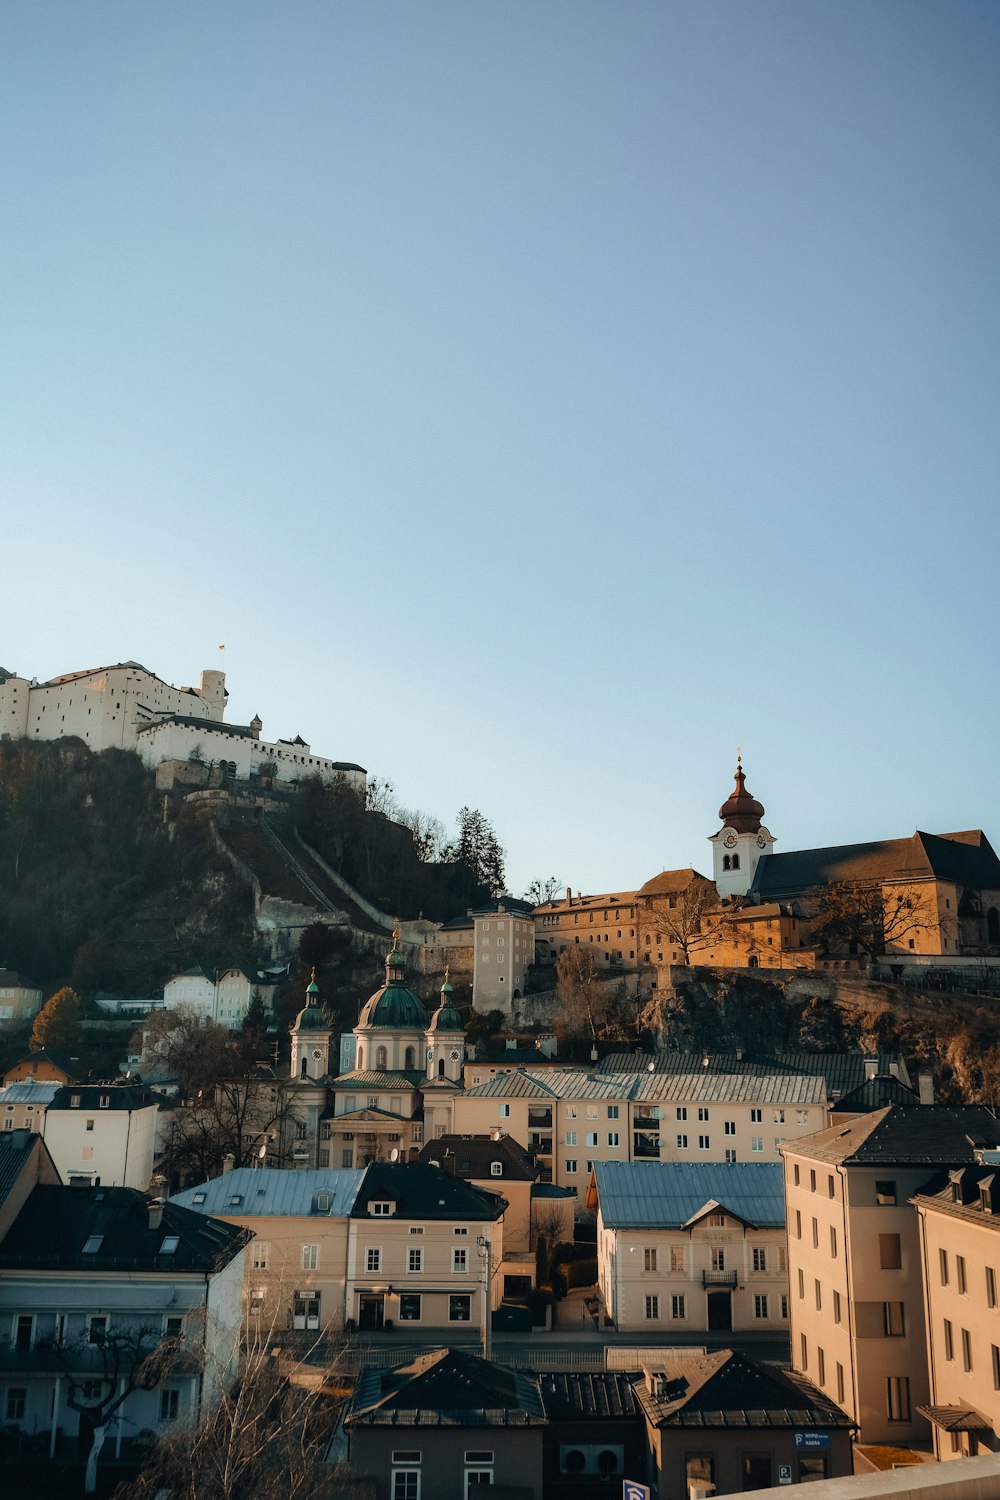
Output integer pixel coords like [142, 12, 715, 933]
[539, 1372, 645, 1500]
[914, 1165, 1000, 1461]
[0, 971, 44, 1025]
[343, 1348, 547, 1500]
[0, 660, 365, 791]
[533, 888, 641, 972]
[172, 1166, 366, 1334]
[592, 1161, 789, 1335]
[632, 1349, 855, 1492]
[417, 1133, 573, 1260]
[452, 1064, 828, 1191]
[782, 1103, 1000, 1444]
[42, 1082, 162, 1189]
[0, 1179, 248, 1467]
[2, 1051, 76, 1086]
[346, 1161, 505, 1333]
[470, 898, 536, 1011]
[0, 1080, 61, 1135]
[162, 965, 279, 1030]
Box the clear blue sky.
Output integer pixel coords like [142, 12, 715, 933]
[2, 2, 998, 898]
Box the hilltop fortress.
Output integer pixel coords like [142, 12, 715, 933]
[0, 660, 365, 791]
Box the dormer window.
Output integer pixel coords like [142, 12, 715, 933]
[99, 1094, 110, 1108]
[370, 1201, 393, 1217]
[491, 1162, 503, 1176]
[70, 1094, 81, 1108]
[314, 1191, 332, 1213]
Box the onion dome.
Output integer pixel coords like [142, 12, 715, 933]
[357, 930, 428, 1030]
[292, 968, 331, 1032]
[717, 757, 765, 833]
[427, 968, 464, 1034]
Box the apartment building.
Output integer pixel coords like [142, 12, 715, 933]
[914, 1165, 1000, 1461]
[452, 1066, 827, 1191]
[471, 899, 535, 1011]
[782, 1104, 1000, 1444]
[592, 1161, 789, 1335]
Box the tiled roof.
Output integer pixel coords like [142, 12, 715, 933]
[533, 891, 637, 915]
[0, 1185, 248, 1272]
[173, 1167, 366, 1219]
[750, 829, 1000, 900]
[540, 1371, 640, 1419]
[352, 1162, 505, 1221]
[330, 1071, 423, 1091]
[346, 1348, 546, 1427]
[783, 1105, 1000, 1167]
[630, 1350, 855, 1430]
[594, 1161, 785, 1229]
[636, 867, 708, 898]
[417, 1134, 537, 1181]
[834, 1076, 918, 1112]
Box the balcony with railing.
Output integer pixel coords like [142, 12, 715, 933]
[701, 1269, 738, 1287]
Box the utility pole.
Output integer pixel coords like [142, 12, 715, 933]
[477, 1233, 492, 1360]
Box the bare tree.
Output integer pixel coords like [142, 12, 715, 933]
[810, 880, 931, 962]
[637, 873, 729, 965]
[163, 1075, 306, 1186]
[555, 949, 637, 1044]
[525, 876, 562, 906]
[49, 1323, 194, 1493]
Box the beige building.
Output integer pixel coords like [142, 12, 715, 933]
[173, 1166, 365, 1333]
[782, 1103, 1000, 1445]
[0, 970, 43, 1024]
[914, 1165, 1000, 1461]
[0, 1080, 60, 1134]
[592, 1160, 790, 1335]
[534, 888, 641, 972]
[472, 900, 535, 1011]
[452, 1065, 828, 1192]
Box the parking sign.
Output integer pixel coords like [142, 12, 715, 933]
[623, 1483, 650, 1500]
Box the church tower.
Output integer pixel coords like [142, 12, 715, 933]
[290, 970, 334, 1080]
[709, 757, 775, 898]
[425, 970, 465, 1084]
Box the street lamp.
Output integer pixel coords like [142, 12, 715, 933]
[476, 1234, 492, 1360]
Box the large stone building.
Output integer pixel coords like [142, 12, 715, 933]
[0, 660, 364, 790]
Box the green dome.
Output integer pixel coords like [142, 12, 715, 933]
[427, 1000, 464, 1033]
[358, 982, 428, 1030]
[294, 1002, 331, 1031]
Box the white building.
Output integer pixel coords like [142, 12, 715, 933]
[42, 1083, 161, 1190]
[163, 966, 278, 1030]
[0, 660, 365, 791]
[593, 1160, 790, 1335]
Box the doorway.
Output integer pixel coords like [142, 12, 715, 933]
[707, 1290, 732, 1331]
[359, 1295, 385, 1331]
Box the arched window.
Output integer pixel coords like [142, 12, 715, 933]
[300, 1055, 308, 1076]
[989, 908, 1000, 946]
[404, 1046, 415, 1070]
[723, 855, 731, 871]
[731, 854, 740, 870]
[438, 1059, 445, 1078]
[748, 954, 759, 969]
[356, 1046, 364, 1070]
[375, 1045, 387, 1070]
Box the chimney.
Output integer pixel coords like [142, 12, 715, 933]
[148, 1198, 165, 1230]
[221, 1152, 236, 1175]
[863, 1054, 878, 1080]
[918, 1072, 935, 1106]
[565, 887, 572, 906]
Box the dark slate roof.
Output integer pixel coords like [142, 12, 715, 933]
[750, 829, 1000, 901]
[346, 1348, 546, 1428]
[594, 1162, 785, 1230]
[598, 1049, 909, 1099]
[0, 970, 41, 990]
[469, 898, 534, 918]
[630, 1350, 855, 1430]
[913, 1165, 1000, 1231]
[0, 1131, 45, 1211]
[417, 1135, 537, 1181]
[352, 1162, 505, 1222]
[0, 1185, 249, 1272]
[540, 1371, 640, 1420]
[784, 1105, 1000, 1167]
[48, 1083, 160, 1112]
[834, 1076, 918, 1113]
[4, 1050, 77, 1079]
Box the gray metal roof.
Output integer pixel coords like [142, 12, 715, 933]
[463, 1066, 825, 1106]
[594, 1161, 786, 1229]
[172, 1166, 366, 1218]
[0, 1082, 62, 1105]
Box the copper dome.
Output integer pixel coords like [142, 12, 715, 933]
[718, 759, 765, 833]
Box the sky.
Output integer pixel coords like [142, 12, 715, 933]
[2, 2, 998, 899]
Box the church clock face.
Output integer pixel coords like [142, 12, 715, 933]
[311, 1049, 323, 1060]
[723, 832, 737, 849]
[756, 833, 767, 848]
[450, 1049, 461, 1060]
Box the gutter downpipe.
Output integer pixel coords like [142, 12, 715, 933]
[838, 1163, 861, 1428]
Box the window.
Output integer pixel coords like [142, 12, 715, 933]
[5, 1387, 26, 1421]
[751, 1136, 763, 1153]
[797, 1269, 805, 1298]
[88, 1315, 108, 1343]
[811, 1217, 819, 1249]
[830, 1226, 838, 1258]
[643, 1248, 657, 1272]
[676, 1135, 687, 1150]
[366, 1248, 381, 1273]
[608, 1131, 620, 1147]
[800, 1334, 808, 1370]
[408, 1248, 423, 1273]
[833, 1290, 842, 1324]
[711, 1249, 726, 1272]
[586, 1132, 598, 1147]
[13, 1316, 33, 1352]
[754, 1295, 769, 1319]
[410, 1226, 424, 1235]
[676, 1107, 687, 1121]
[671, 1294, 686, 1319]
[814, 1279, 822, 1311]
[464, 1453, 495, 1499]
[724, 1121, 736, 1136]
[392, 1457, 421, 1500]
[159, 1389, 180, 1422]
[698, 1134, 710, 1150]
[817, 1347, 826, 1385]
[499, 1104, 510, 1119]
[725, 1149, 737, 1163]
[795, 1209, 802, 1239]
[940, 1248, 949, 1285]
[752, 1248, 767, 1272]
[875, 1179, 896, 1206]
[962, 1328, 973, 1371]
[883, 1302, 905, 1337]
[670, 1247, 684, 1272]
[163, 1315, 183, 1337]
[453, 1248, 468, 1273]
[879, 1234, 901, 1270]
[371, 1201, 393, 1217]
[988, 1267, 997, 1308]
[993, 1345, 1000, 1391]
[489, 1161, 503, 1178]
[565, 1131, 577, 1146]
[302, 1244, 319, 1271]
[781, 1295, 789, 1319]
[698, 1107, 709, 1121]
[887, 1376, 910, 1423]
[85, 1119, 94, 1132]
[645, 1295, 660, 1320]
[794, 1165, 800, 1185]
[828, 1174, 835, 1198]
[454, 1226, 468, 1236]
[449, 1295, 471, 1321]
[399, 1294, 421, 1322]
[83, 1235, 104, 1255]
[750, 1108, 762, 1123]
[958, 1255, 968, 1295]
[608, 1105, 619, 1119]
[565, 1159, 577, 1174]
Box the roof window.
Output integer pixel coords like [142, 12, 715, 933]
[160, 1236, 180, 1255]
[192, 1192, 206, 1205]
[82, 1235, 104, 1254]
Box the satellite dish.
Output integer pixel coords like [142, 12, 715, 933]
[389, 1148, 399, 1162]
[647, 1061, 655, 1073]
[258, 1144, 267, 1160]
